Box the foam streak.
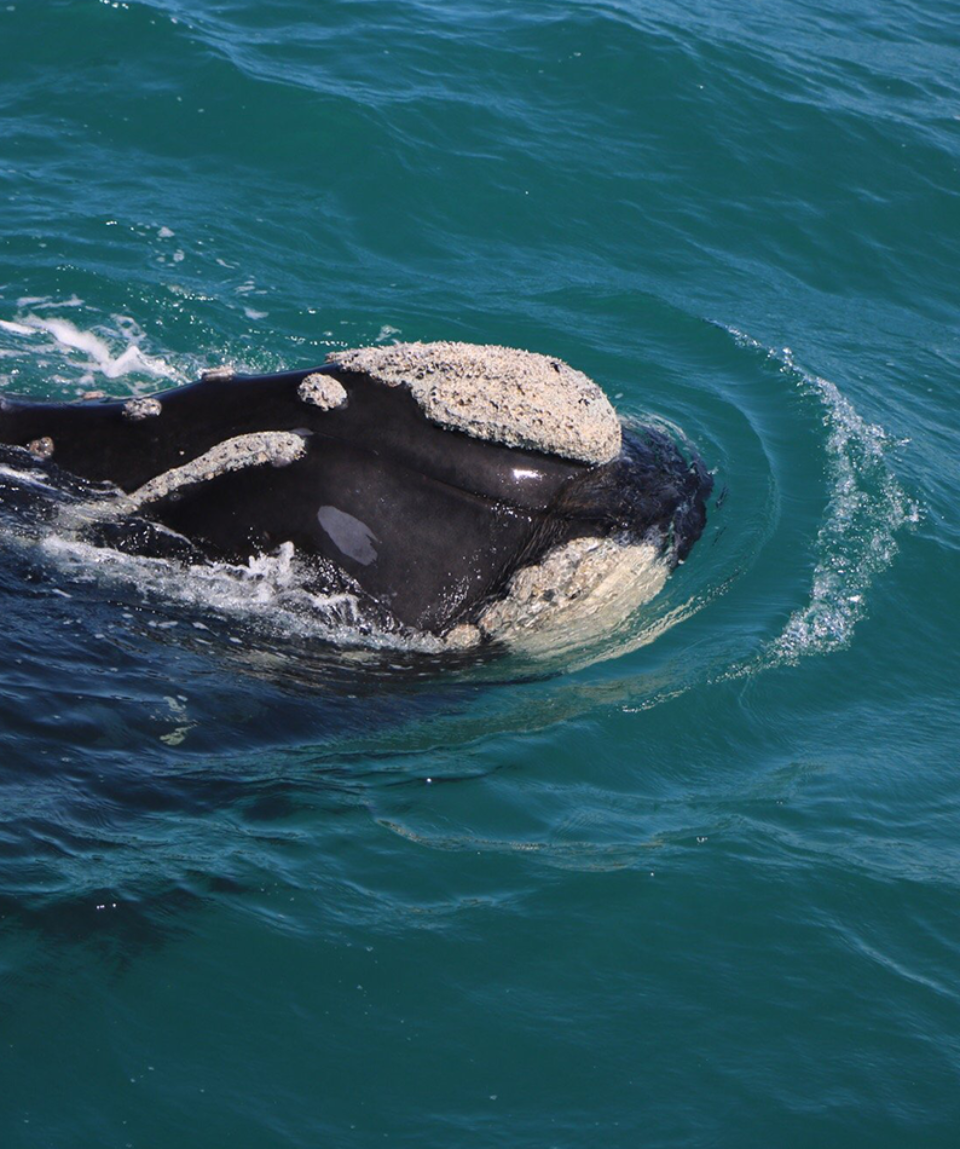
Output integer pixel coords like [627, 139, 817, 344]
[728, 328, 917, 665]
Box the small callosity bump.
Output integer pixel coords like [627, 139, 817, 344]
[443, 622, 482, 650]
[123, 397, 162, 421]
[298, 373, 348, 411]
[201, 366, 235, 383]
[27, 436, 55, 459]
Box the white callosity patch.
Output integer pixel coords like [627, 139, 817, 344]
[27, 436, 55, 459]
[298, 372, 347, 411]
[123, 397, 162, 421]
[122, 432, 307, 510]
[443, 623, 483, 651]
[326, 342, 622, 465]
[477, 534, 669, 655]
[54, 433, 307, 567]
[201, 366, 235, 383]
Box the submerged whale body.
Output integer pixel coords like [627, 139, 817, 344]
[0, 342, 712, 651]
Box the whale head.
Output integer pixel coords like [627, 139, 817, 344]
[0, 340, 713, 654]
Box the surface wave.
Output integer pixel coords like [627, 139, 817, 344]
[726, 328, 917, 669]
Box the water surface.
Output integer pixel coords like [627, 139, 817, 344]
[1, 1, 958, 1145]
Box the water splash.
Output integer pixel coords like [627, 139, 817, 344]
[0, 304, 185, 388]
[727, 328, 918, 667]
[34, 534, 443, 657]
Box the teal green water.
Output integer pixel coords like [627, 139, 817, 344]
[1, 0, 958, 1145]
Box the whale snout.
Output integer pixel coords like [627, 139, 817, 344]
[552, 426, 714, 564]
[623, 427, 714, 561]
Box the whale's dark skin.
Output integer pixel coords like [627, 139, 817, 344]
[0, 364, 712, 636]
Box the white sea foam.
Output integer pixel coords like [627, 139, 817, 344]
[18, 315, 178, 381]
[0, 463, 59, 492]
[16, 294, 84, 309]
[726, 328, 917, 667]
[0, 319, 35, 337]
[0, 303, 186, 387]
[35, 534, 444, 655]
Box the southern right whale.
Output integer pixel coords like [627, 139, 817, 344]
[0, 341, 712, 651]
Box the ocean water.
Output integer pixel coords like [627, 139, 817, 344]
[1, 0, 958, 1145]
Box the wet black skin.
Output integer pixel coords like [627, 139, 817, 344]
[0, 366, 712, 634]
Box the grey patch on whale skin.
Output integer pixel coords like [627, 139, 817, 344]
[298, 373, 347, 411]
[123, 431, 307, 510]
[317, 505, 379, 565]
[27, 436, 55, 459]
[123, 397, 162, 421]
[326, 341, 622, 466]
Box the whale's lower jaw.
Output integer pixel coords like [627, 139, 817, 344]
[0, 351, 713, 650]
[449, 532, 667, 654]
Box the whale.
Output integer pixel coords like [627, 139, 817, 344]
[0, 342, 712, 650]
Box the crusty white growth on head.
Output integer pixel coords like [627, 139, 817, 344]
[298, 373, 347, 410]
[476, 533, 669, 654]
[201, 366, 235, 383]
[123, 397, 162, 421]
[28, 436, 55, 459]
[442, 622, 483, 650]
[57, 432, 308, 541]
[325, 341, 621, 465]
[125, 432, 306, 509]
